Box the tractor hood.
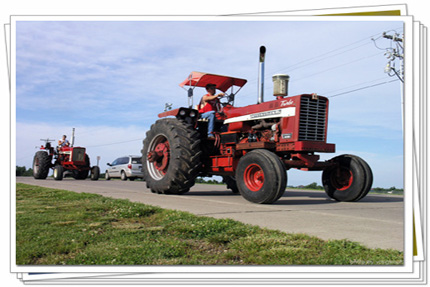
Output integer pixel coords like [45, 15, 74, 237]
[223, 94, 328, 124]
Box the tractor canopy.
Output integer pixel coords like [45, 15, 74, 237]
[179, 71, 247, 93]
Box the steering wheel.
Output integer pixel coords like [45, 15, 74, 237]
[219, 93, 234, 107]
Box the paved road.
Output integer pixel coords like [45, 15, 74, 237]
[15, 177, 404, 251]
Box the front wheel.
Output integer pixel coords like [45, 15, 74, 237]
[91, 166, 100, 181]
[73, 154, 90, 180]
[53, 165, 64, 180]
[322, 154, 371, 202]
[236, 149, 287, 204]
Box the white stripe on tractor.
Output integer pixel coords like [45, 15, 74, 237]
[224, 107, 296, 124]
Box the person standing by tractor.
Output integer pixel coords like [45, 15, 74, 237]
[58, 135, 70, 147]
[198, 83, 224, 138]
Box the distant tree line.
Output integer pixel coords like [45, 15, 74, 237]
[195, 177, 222, 184]
[287, 182, 324, 190]
[303, 182, 323, 190]
[16, 166, 33, 176]
[371, 186, 403, 194]
[291, 182, 403, 194]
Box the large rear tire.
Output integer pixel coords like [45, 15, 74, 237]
[32, 151, 51, 179]
[142, 118, 202, 194]
[322, 154, 369, 202]
[236, 149, 287, 204]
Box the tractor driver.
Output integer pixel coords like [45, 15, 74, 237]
[58, 135, 70, 148]
[198, 83, 224, 139]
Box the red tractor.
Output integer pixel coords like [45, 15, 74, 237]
[32, 138, 100, 181]
[141, 46, 372, 204]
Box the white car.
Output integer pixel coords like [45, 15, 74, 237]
[105, 156, 143, 181]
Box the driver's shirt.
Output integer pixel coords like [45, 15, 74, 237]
[58, 139, 70, 147]
[198, 93, 219, 114]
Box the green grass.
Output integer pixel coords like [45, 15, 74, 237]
[16, 183, 403, 265]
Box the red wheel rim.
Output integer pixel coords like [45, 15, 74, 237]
[331, 167, 353, 191]
[152, 141, 170, 174]
[147, 134, 170, 180]
[244, 164, 265, 192]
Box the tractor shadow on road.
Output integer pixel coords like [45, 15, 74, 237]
[186, 190, 241, 197]
[274, 190, 403, 205]
[187, 188, 403, 205]
[275, 190, 337, 205]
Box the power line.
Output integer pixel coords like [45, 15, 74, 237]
[245, 41, 371, 87]
[239, 51, 387, 101]
[238, 27, 404, 102]
[246, 27, 403, 87]
[269, 40, 372, 76]
[292, 51, 383, 82]
[320, 76, 390, 95]
[326, 79, 399, 98]
[241, 28, 405, 103]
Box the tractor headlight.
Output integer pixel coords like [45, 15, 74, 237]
[179, 110, 187, 116]
[189, 111, 197, 118]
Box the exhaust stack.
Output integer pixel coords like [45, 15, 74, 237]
[71, 128, 75, 147]
[257, 46, 266, 104]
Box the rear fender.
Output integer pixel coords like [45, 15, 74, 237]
[158, 108, 181, 118]
[158, 107, 199, 125]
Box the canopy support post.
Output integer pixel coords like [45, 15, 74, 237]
[188, 88, 194, 109]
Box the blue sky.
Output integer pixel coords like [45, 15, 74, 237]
[14, 19, 404, 188]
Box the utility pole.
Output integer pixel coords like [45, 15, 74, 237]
[372, 31, 405, 128]
[381, 31, 404, 82]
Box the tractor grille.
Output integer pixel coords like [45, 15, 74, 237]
[72, 148, 86, 162]
[298, 96, 327, 141]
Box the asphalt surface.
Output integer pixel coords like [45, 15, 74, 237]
[16, 177, 404, 251]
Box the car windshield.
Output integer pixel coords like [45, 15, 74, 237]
[131, 158, 141, 164]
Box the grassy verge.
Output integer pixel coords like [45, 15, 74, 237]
[16, 183, 403, 265]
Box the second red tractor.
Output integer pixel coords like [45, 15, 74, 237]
[33, 139, 100, 181]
